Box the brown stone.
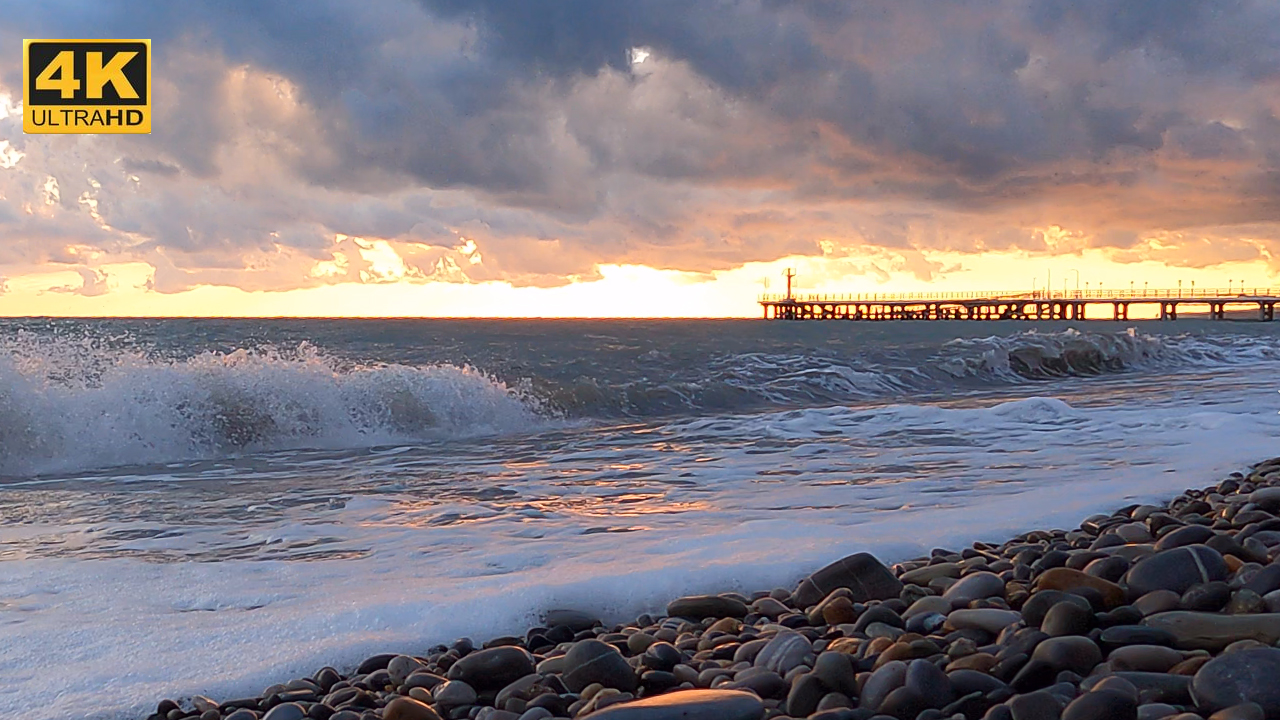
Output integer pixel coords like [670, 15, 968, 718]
[383, 697, 443, 720]
[865, 636, 895, 656]
[945, 653, 998, 673]
[873, 639, 939, 668]
[1033, 567, 1126, 608]
[822, 596, 859, 625]
[1168, 656, 1211, 675]
[825, 637, 860, 654]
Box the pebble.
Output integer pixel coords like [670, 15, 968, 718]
[1107, 644, 1184, 673]
[261, 704, 306, 720]
[1061, 690, 1137, 720]
[433, 680, 478, 707]
[446, 646, 536, 691]
[792, 552, 903, 607]
[946, 608, 1022, 634]
[1008, 689, 1065, 720]
[1023, 590, 1091, 627]
[753, 629, 811, 676]
[941, 571, 1006, 606]
[382, 697, 444, 720]
[1132, 589, 1181, 616]
[1191, 647, 1280, 716]
[387, 655, 427, 685]
[1124, 545, 1229, 597]
[545, 609, 599, 632]
[1032, 568, 1125, 608]
[904, 657, 953, 708]
[1041, 601, 1094, 637]
[580, 689, 764, 719]
[562, 639, 639, 692]
[1182, 581, 1233, 611]
[666, 595, 748, 619]
[859, 660, 906, 711]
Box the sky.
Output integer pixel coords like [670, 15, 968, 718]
[1, 0, 1279, 317]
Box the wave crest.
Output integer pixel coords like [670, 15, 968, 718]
[0, 337, 540, 477]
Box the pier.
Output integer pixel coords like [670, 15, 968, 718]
[760, 287, 1280, 321]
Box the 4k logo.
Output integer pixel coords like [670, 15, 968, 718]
[23, 40, 151, 134]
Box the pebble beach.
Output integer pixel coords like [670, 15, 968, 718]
[139, 455, 1280, 720]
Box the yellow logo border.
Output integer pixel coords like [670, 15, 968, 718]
[23, 38, 152, 135]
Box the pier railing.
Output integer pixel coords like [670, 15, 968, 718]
[759, 288, 1278, 303]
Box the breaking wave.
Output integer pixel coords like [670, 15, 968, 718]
[532, 327, 1280, 417]
[0, 335, 542, 477]
[1, 325, 1275, 476]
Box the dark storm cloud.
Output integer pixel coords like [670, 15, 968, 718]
[2, 0, 1280, 292]
[1031, 0, 1280, 78]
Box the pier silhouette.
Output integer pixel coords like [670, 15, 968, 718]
[760, 286, 1279, 321]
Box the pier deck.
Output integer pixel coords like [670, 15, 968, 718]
[760, 288, 1279, 321]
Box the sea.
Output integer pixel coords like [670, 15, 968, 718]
[1, 317, 1279, 719]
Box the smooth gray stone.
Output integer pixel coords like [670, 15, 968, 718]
[262, 704, 306, 720]
[1192, 647, 1280, 716]
[1009, 690, 1064, 720]
[544, 609, 599, 631]
[1061, 690, 1137, 720]
[1143, 611, 1280, 651]
[562, 639, 638, 692]
[1243, 564, 1280, 596]
[446, 646, 536, 691]
[666, 595, 748, 619]
[388, 655, 428, 685]
[877, 685, 926, 718]
[1155, 525, 1216, 551]
[1135, 703, 1178, 720]
[580, 689, 764, 719]
[1248, 487, 1280, 512]
[1023, 591, 1092, 628]
[1123, 545, 1228, 597]
[1032, 636, 1103, 675]
[786, 673, 826, 717]
[1111, 671, 1187, 702]
[753, 629, 811, 676]
[942, 572, 1006, 606]
[1106, 645, 1183, 673]
[793, 553, 903, 608]
[811, 651, 858, 698]
[1042, 601, 1094, 637]
[224, 711, 260, 720]
[859, 660, 907, 711]
[905, 657, 953, 708]
[433, 680, 478, 708]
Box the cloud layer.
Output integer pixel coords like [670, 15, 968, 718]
[1, 0, 1278, 294]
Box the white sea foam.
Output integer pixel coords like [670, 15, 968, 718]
[0, 337, 542, 478]
[3, 371, 1279, 720]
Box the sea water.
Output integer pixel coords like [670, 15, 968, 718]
[1, 318, 1278, 719]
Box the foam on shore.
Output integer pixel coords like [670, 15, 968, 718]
[3, 388, 1278, 720]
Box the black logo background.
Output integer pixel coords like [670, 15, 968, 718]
[27, 41, 148, 106]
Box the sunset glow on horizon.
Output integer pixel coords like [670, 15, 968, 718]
[2, 3, 1279, 317]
